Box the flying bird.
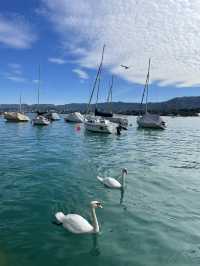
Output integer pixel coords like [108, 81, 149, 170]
[120, 64, 130, 70]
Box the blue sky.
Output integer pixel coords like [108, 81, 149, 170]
[0, 0, 200, 104]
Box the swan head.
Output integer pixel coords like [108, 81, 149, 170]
[122, 168, 128, 175]
[90, 201, 103, 209]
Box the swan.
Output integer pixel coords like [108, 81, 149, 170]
[97, 168, 128, 189]
[55, 201, 103, 234]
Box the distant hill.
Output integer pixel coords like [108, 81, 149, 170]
[1, 96, 200, 116]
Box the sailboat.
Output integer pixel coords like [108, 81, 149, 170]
[137, 59, 166, 130]
[94, 75, 113, 118]
[103, 76, 128, 129]
[32, 65, 50, 126]
[4, 93, 30, 122]
[45, 111, 61, 121]
[84, 45, 118, 134]
[64, 112, 84, 123]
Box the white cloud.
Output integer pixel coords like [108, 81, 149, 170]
[8, 63, 22, 75]
[48, 57, 66, 64]
[4, 63, 26, 82]
[8, 63, 21, 69]
[41, 0, 200, 88]
[72, 68, 89, 80]
[6, 75, 26, 82]
[32, 79, 39, 84]
[0, 14, 37, 49]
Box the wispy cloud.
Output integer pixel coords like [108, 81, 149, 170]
[72, 68, 89, 80]
[8, 63, 22, 75]
[32, 79, 39, 84]
[41, 0, 200, 88]
[6, 75, 26, 82]
[48, 57, 66, 64]
[8, 63, 21, 69]
[4, 63, 26, 82]
[0, 14, 37, 49]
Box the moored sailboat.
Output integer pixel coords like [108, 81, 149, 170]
[4, 93, 30, 122]
[94, 75, 113, 118]
[45, 112, 60, 121]
[102, 75, 128, 129]
[32, 65, 50, 126]
[84, 45, 118, 134]
[137, 59, 166, 130]
[64, 112, 84, 123]
[84, 116, 117, 134]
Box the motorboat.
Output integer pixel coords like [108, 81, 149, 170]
[137, 113, 166, 129]
[4, 112, 30, 122]
[64, 112, 84, 123]
[84, 116, 117, 134]
[32, 115, 50, 126]
[137, 58, 166, 130]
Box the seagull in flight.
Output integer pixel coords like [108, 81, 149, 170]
[120, 64, 130, 70]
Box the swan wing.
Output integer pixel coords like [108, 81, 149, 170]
[63, 214, 93, 234]
[55, 212, 65, 223]
[103, 177, 121, 188]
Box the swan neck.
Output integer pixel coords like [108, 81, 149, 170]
[121, 172, 126, 188]
[91, 207, 99, 233]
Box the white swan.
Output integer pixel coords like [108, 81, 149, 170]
[97, 168, 128, 189]
[55, 201, 102, 234]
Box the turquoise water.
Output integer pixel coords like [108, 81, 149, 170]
[1, 115, 200, 266]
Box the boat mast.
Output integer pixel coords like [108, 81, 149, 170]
[95, 68, 102, 108]
[140, 58, 151, 114]
[145, 58, 151, 114]
[37, 64, 41, 108]
[87, 44, 105, 114]
[19, 91, 22, 113]
[107, 75, 114, 113]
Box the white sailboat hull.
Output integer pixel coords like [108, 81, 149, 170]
[84, 117, 117, 134]
[45, 112, 60, 121]
[4, 112, 30, 122]
[65, 112, 84, 123]
[137, 113, 166, 129]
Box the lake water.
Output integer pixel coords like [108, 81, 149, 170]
[0, 115, 200, 266]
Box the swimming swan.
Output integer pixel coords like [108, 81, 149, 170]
[55, 201, 103, 234]
[97, 168, 128, 189]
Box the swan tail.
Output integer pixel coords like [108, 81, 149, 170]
[55, 212, 65, 223]
[97, 176, 104, 183]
